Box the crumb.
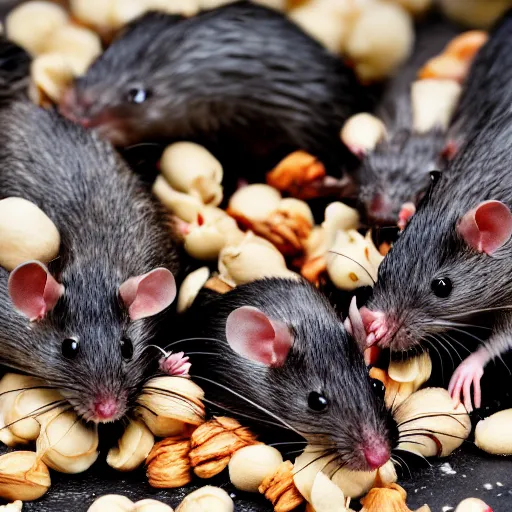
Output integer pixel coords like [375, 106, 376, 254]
[440, 462, 456, 475]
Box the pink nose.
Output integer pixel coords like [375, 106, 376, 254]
[364, 442, 390, 470]
[94, 398, 118, 420]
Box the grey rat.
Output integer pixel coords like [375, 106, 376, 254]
[0, 100, 180, 423]
[346, 9, 512, 412]
[173, 278, 395, 471]
[59, 1, 367, 189]
[347, 19, 460, 227]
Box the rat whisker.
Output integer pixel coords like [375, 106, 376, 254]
[444, 333, 472, 355]
[0, 385, 64, 399]
[443, 305, 512, 319]
[424, 338, 444, 382]
[397, 412, 468, 429]
[392, 453, 412, 478]
[292, 450, 337, 477]
[192, 375, 305, 438]
[163, 337, 225, 351]
[435, 319, 491, 331]
[269, 440, 309, 447]
[398, 429, 468, 441]
[1, 399, 68, 431]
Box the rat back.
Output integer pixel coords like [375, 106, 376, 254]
[176, 278, 395, 472]
[62, 1, 367, 178]
[0, 101, 180, 422]
[355, 19, 460, 225]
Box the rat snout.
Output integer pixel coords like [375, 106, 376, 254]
[59, 87, 94, 128]
[91, 394, 126, 423]
[366, 193, 397, 226]
[361, 428, 391, 470]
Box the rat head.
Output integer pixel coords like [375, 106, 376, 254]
[356, 130, 444, 226]
[59, 12, 186, 146]
[210, 280, 395, 471]
[8, 260, 176, 423]
[348, 195, 512, 353]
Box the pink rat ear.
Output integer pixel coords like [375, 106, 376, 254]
[225, 306, 293, 367]
[457, 200, 512, 255]
[119, 268, 176, 321]
[8, 260, 64, 321]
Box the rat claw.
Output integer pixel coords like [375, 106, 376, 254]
[366, 333, 376, 347]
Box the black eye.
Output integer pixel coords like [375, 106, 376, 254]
[371, 378, 385, 400]
[431, 277, 452, 298]
[120, 337, 134, 360]
[126, 88, 151, 104]
[308, 391, 329, 412]
[430, 170, 442, 186]
[62, 338, 79, 359]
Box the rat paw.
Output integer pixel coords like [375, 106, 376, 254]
[448, 355, 484, 413]
[398, 202, 416, 231]
[159, 351, 191, 377]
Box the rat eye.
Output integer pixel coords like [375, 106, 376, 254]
[430, 170, 442, 185]
[308, 391, 329, 412]
[431, 277, 452, 298]
[370, 378, 385, 400]
[120, 337, 134, 360]
[62, 338, 79, 359]
[126, 87, 151, 104]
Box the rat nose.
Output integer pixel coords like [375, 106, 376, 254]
[59, 87, 93, 127]
[366, 193, 396, 226]
[94, 398, 118, 421]
[363, 440, 390, 470]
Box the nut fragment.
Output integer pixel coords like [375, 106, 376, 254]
[44, 24, 102, 75]
[177, 267, 210, 313]
[411, 79, 461, 133]
[0, 451, 51, 502]
[0, 502, 23, 512]
[87, 494, 134, 512]
[30, 53, 75, 107]
[341, 113, 387, 157]
[161, 142, 223, 206]
[0, 198, 60, 270]
[146, 436, 192, 488]
[360, 483, 430, 512]
[294, 446, 376, 499]
[36, 410, 99, 473]
[189, 416, 258, 478]
[228, 444, 283, 492]
[134, 499, 174, 511]
[137, 376, 205, 437]
[6, 1, 69, 55]
[176, 486, 233, 512]
[259, 460, 304, 512]
[228, 184, 282, 222]
[388, 351, 432, 383]
[454, 498, 492, 512]
[107, 418, 154, 471]
[218, 232, 299, 286]
[310, 471, 349, 512]
[266, 150, 327, 199]
[395, 387, 471, 457]
[474, 408, 512, 455]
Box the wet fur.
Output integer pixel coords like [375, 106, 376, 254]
[179, 278, 395, 470]
[369, 11, 512, 354]
[0, 101, 180, 421]
[70, 1, 366, 175]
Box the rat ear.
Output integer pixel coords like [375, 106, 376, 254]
[8, 260, 64, 321]
[119, 268, 176, 321]
[225, 306, 293, 367]
[457, 200, 512, 255]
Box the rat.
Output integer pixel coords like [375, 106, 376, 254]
[0, 100, 180, 424]
[171, 278, 396, 472]
[345, 19, 460, 228]
[59, 1, 368, 192]
[346, 8, 512, 412]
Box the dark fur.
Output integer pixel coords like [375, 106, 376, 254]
[0, 35, 30, 99]
[63, 1, 366, 176]
[368, 10, 512, 354]
[180, 278, 395, 471]
[0, 101, 180, 421]
[357, 20, 460, 224]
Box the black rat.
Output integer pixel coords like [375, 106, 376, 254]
[59, 1, 368, 191]
[0, 100, 180, 423]
[346, 19, 460, 227]
[171, 278, 395, 472]
[346, 9, 512, 412]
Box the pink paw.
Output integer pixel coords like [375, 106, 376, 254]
[361, 308, 388, 347]
[448, 355, 484, 412]
[159, 351, 191, 377]
[398, 202, 416, 231]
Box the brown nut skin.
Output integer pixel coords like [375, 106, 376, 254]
[146, 436, 192, 489]
[189, 417, 259, 478]
[259, 461, 304, 512]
